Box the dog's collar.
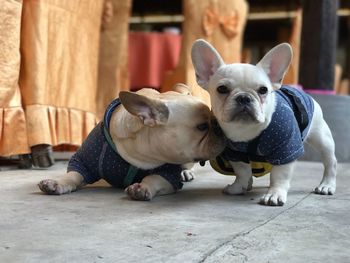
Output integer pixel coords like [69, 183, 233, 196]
[103, 98, 139, 187]
[103, 98, 122, 133]
[103, 98, 121, 153]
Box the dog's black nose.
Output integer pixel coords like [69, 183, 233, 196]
[235, 95, 251, 105]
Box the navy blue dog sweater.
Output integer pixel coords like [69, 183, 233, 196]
[67, 99, 183, 190]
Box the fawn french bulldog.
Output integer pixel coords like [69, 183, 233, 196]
[38, 84, 225, 200]
[191, 39, 337, 206]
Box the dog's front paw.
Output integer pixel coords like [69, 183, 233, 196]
[223, 183, 247, 195]
[181, 169, 195, 182]
[259, 188, 287, 206]
[223, 177, 253, 195]
[314, 182, 336, 195]
[125, 183, 153, 201]
[38, 179, 66, 195]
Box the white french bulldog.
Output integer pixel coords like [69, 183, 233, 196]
[38, 85, 225, 200]
[191, 39, 337, 206]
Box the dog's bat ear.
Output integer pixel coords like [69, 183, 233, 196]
[191, 39, 224, 90]
[257, 43, 293, 87]
[119, 91, 169, 127]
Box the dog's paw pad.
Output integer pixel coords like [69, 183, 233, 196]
[314, 183, 336, 195]
[181, 169, 195, 182]
[259, 191, 287, 206]
[125, 183, 152, 201]
[38, 179, 64, 195]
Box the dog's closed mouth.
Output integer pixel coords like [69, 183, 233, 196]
[231, 106, 257, 122]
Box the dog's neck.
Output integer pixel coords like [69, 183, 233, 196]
[221, 92, 276, 142]
[108, 108, 166, 169]
[109, 107, 144, 138]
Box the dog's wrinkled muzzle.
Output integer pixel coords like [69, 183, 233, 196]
[231, 104, 258, 122]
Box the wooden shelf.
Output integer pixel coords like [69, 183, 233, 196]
[130, 8, 350, 24]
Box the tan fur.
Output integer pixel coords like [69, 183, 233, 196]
[38, 85, 225, 200]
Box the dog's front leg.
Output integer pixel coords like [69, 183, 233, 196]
[223, 161, 253, 195]
[38, 171, 86, 195]
[260, 162, 295, 206]
[125, 175, 175, 201]
[180, 162, 195, 182]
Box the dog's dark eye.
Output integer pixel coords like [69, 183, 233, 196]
[258, 86, 268, 95]
[217, 85, 229, 94]
[196, 123, 209, 131]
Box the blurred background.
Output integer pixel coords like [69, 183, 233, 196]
[0, 0, 348, 168]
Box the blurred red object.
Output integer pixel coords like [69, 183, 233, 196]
[128, 32, 182, 91]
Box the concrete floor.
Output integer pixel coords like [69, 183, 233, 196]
[1, 161, 350, 263]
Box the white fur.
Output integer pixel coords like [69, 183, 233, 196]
[191, 39, 337, 206]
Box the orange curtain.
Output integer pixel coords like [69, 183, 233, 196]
[0, 0, 29, 157]
[0, 0, 131, 157]
[97, 0, 131, 119]
[283, 8, 302, 85]
[19, 0, 104, 149]
[162, 0, 249, 104]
